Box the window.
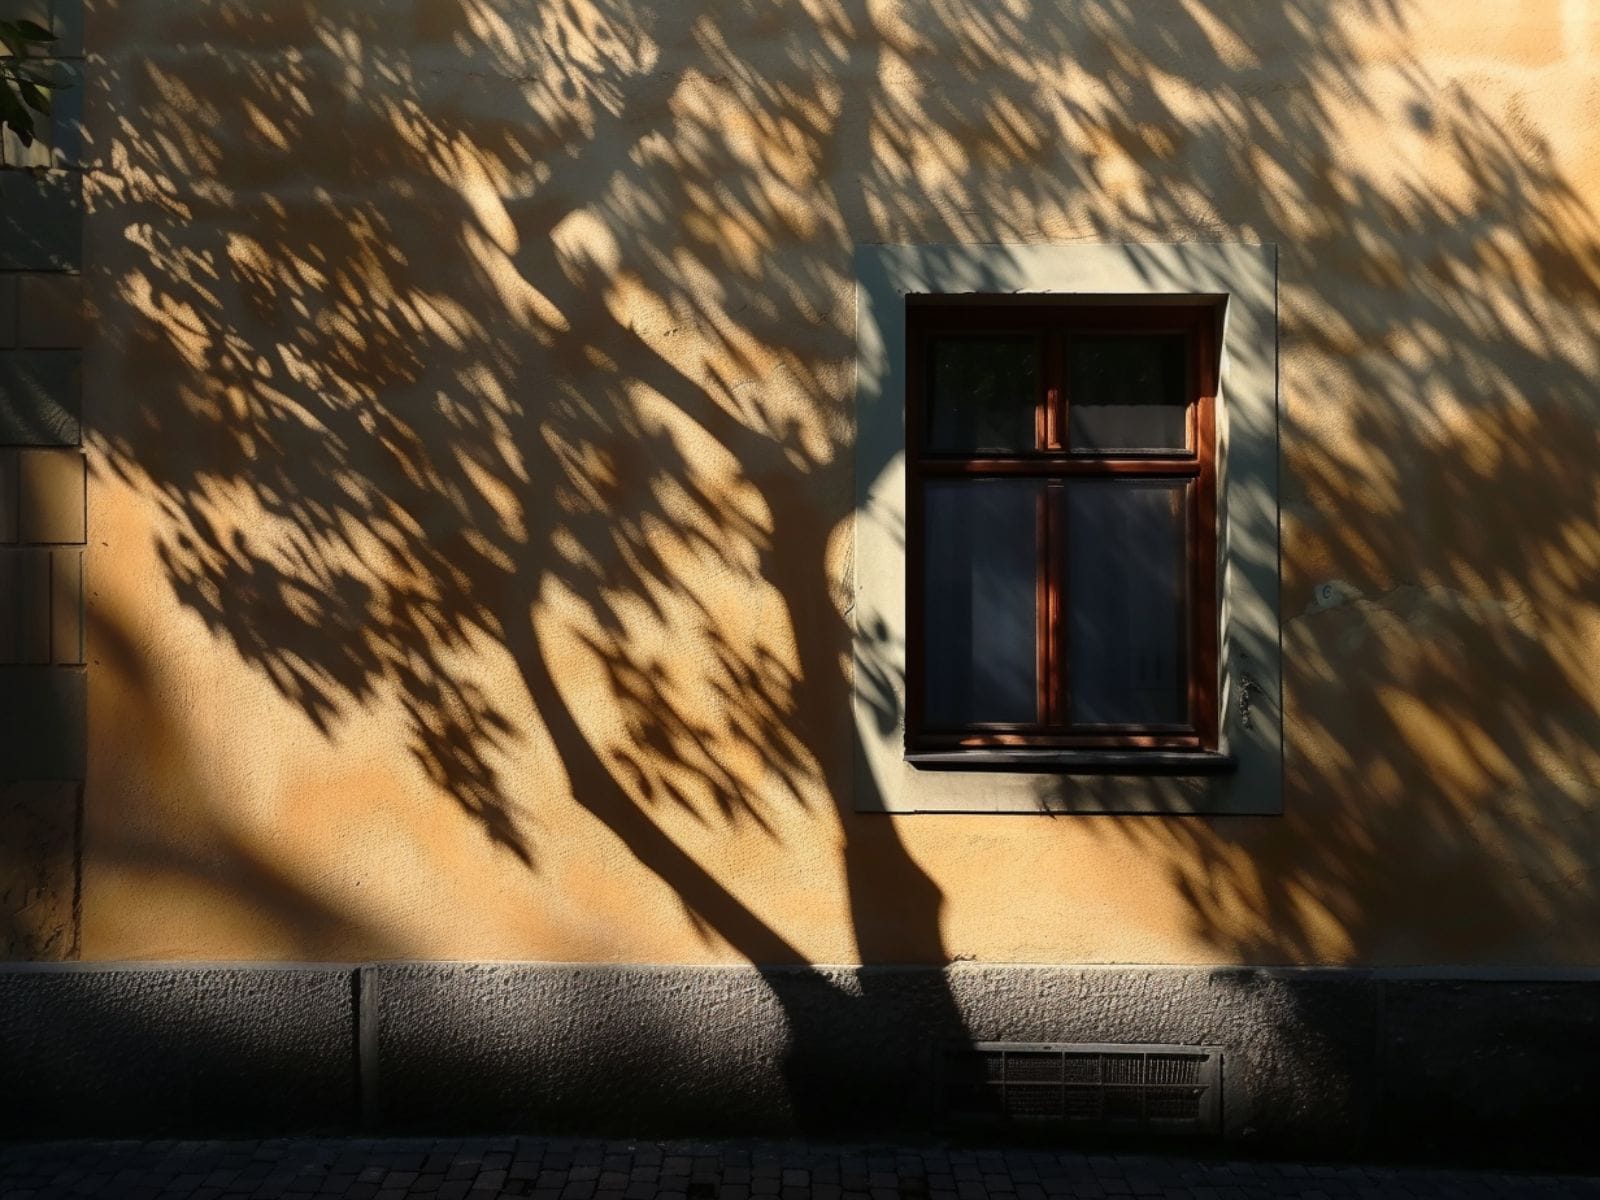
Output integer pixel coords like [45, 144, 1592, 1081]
[852, 242, 1281, 814]
[906, 301, 1219, 759]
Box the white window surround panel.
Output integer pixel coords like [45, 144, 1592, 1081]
[852, 243, 1281, 814]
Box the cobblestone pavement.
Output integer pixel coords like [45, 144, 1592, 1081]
[3, 1137, 1598, 1200]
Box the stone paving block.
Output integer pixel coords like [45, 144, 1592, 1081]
[8, 1134, 1600, 1199]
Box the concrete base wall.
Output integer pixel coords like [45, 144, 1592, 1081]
[0, 965, 355, 1135]
[1, 964, 1594, 1167]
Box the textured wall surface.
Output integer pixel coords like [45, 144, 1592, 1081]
[0, 964, 357, 1135]
[39, 0, 1600, 968]
[2, 962, 1596, 1165]
[372, 963, 1378, 1150]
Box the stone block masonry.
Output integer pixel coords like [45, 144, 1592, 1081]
[1, 1, 87, 963]
[0, 382, 87, 961]
[0, 289, 87, 727]
[0, 365, 86, 956]
[0, 781, 79, 959]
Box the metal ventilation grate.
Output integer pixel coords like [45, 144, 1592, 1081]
[942, 1042, 1222, 1136]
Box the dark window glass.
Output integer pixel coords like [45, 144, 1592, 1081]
[1067, 479, 1189, 725]
[923, 479, 1040, 725]
[907, 302, 1217, 753]
[927, 335, 1039, 452]
[1068, 333, 1189, 452]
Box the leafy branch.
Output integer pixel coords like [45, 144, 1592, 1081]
[1, 18, 61, 150]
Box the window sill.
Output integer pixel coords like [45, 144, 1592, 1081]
[904, 749, 1238, 775]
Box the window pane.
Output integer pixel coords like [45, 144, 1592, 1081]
[1068, 334, 1189, 452]
[923, 479, 1041, 725]
[926, 336, 1039, 452]
[1067, 480, 1189, 725]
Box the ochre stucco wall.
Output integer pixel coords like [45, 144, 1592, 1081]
[66, 0, 1600, 965]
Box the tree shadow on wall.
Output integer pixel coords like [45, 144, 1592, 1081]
[81, 0, 1600, 1143]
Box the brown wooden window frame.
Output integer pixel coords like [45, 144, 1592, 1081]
[905, 299, 1220, 756]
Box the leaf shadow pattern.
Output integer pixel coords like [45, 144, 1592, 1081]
[80, 0, 1600, 1134]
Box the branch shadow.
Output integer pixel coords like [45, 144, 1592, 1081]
[74, 0, 1600, 1147]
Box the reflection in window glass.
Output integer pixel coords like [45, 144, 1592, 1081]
[1067, 479, 1189, 725]
[923, 479, 1040, 725]
[927, 336, 1038, 452]
[1068, 334, 1189, 452]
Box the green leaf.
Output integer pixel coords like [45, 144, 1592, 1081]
[14, 19, 56, 42]
[11, 63, 54, 85]
[18, 80, 49, 116]
[16, 62, 71, 91]
[0, 86, 36, 147]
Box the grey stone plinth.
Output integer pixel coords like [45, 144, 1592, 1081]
[0, 961, 1595, 1165]
[0, 964, 357, 1135]
[1379, 978, 1600, 1164]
